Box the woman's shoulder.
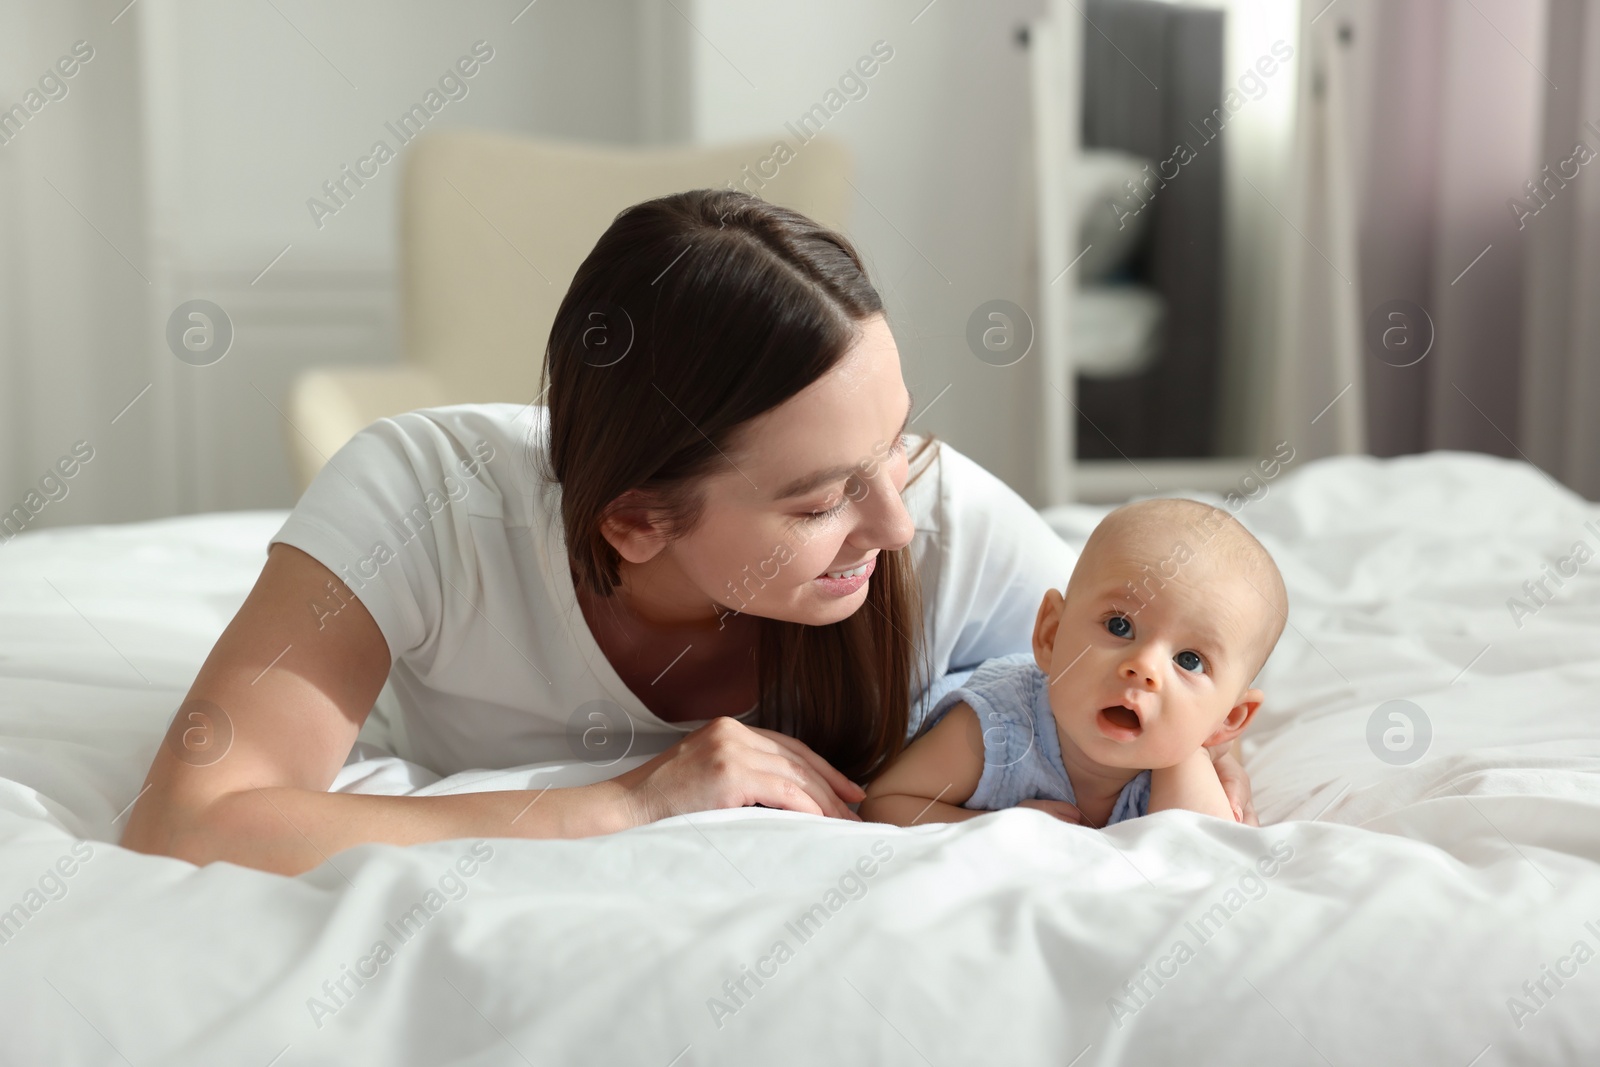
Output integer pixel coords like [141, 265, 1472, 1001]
[317, 401, 556, 526]
[902, 433, 1072, 551]
[901, 435, 1079, 738]
[903, 435, 1078, 635]
[270, 401, 563, 670]
[378, 400, 548, 470]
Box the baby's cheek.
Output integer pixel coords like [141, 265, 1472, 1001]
[1150, 716, 1208, 763]
[1143, 733, 1182, 767]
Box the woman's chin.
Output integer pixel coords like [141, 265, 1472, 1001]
[779, 595, 866, 626]
[718, 583, 869, 627]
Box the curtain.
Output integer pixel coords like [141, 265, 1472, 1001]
[1270, 0, 1599, 501]
[1520, 0, 1600, 499]
[1269, 0, 1365, 460]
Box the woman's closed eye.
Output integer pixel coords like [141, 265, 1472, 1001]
[799, 435, 908, 524]
[804, 498, 849, 523]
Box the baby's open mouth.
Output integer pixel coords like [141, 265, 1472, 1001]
[1097, 704, 1143, 740]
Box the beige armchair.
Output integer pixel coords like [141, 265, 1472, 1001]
[284, 128, 853, 492]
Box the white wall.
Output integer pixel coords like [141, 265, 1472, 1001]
[1, 0, 1074, 527]
[684, 0, 1052, 500]
[146, 0, 645, 270]
[0, 3, 155, 534]
[0, 0, 648, 529]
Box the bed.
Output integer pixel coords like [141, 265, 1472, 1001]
[2, 450, 1597, 1065]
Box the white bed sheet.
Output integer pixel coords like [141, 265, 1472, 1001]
[0, 450, 1597, 1065]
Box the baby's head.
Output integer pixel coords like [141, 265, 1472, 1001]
[1031, 498, 1288, 771]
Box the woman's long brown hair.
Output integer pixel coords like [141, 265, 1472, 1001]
[533, 188, 939, 782]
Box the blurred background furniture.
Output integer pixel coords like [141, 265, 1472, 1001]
[1030, 0, 1255, 505]
[282, 129, 852, 492]
[1073, 0, 1225, 461]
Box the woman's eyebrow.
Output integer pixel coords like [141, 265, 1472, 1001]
[771, 390, 916, 501]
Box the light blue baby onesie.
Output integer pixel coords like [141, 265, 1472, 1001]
[921, 651, 1151, 824]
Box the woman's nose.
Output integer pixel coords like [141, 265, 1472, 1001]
[852, 469, 915, 551]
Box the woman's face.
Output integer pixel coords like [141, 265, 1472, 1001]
[617, 312, 918, 631]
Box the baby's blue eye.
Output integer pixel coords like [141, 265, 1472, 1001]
[1105, 615, 1132, 638]
[1175, 650, 1203, 673]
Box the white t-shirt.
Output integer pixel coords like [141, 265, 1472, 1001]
[268, 403, 1080, 777]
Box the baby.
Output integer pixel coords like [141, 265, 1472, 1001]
[861, 497, 1288, 829]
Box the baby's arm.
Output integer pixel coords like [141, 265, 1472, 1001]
[859, 702, 986, 826]
[1147, 747, 1238, 821]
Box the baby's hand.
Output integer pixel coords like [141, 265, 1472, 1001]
[1016, 798, 1084, 825]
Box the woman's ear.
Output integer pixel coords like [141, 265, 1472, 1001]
[1204, 687, 1264, 747]
[1032, 588, 1066, 673]
[598, 489, 671, 564]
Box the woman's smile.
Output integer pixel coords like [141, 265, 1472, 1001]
[813, 554, 876, 595]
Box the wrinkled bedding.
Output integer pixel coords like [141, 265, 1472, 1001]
[0, 450, 1596, 1065]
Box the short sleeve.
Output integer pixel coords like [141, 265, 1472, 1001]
[268, 411, 499, 666]
[908, 442, 1081, 737]
[1110, 770, 1152, 824]
[919, 653, 1042, 810]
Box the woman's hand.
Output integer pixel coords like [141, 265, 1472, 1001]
[609, 716, 866, 827]
[1206, 742, 1258, 826]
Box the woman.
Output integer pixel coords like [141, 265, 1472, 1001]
[122, 189, 1255, 876]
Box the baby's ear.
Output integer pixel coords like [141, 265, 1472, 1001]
[1205, 687, 1264, 746]
[1031, 588, 1065, 672]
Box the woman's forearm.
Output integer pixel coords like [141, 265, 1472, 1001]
[126, 780, 635, 877]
